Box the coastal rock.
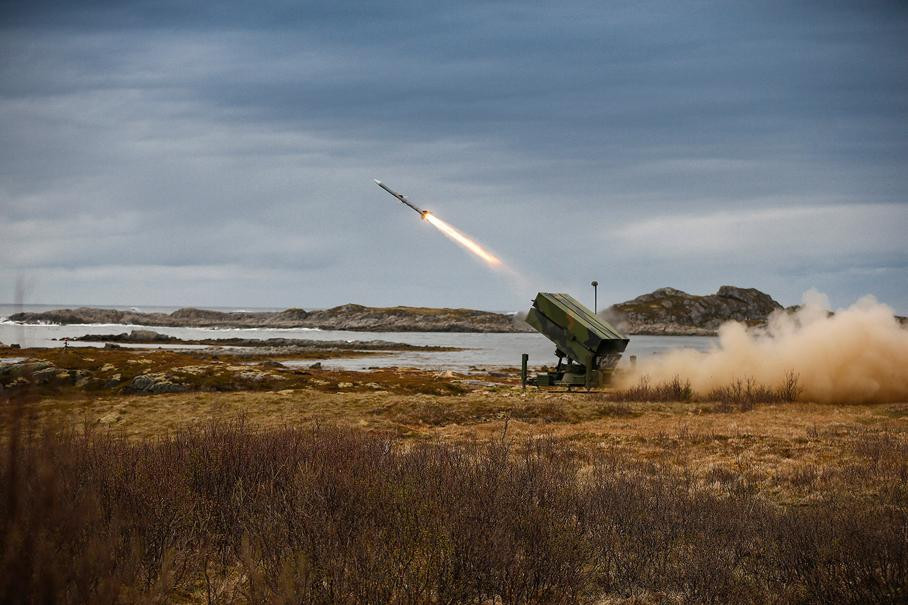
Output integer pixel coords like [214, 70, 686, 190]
[169, 308, 233, 321]
[0, 361, 56, 382]
[10, 304, 526, 333]
[8, 287, 810, 337]
[128, 329, 177, 342]
[73, 329, 180, 344]
[299, 305, 528, 332]
[605, 286, 784, 336]
[237, 370, 275, 383]
[272, 308, 309, 322]
[0, 360, 78, 388]
[32, 367, 61, 384]
[127, 373, 188, 394]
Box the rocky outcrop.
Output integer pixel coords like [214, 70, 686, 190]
[0, 360, 56, 382]
[0, 360, 87, 390]
[7, 287, 805, 336]
[7, 307, 298, 329]
[126, 373, 188, 394]
[605, 286, 784, 336]
[68, 330, 461, 352]
[299, 306, 525, 332]
[102, 329, 180, 343]
[9, 305, 527, 333]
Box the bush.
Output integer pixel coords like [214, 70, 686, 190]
[613, 372, 802, 410]
[1, 421, 904, 604]
[706, 372, 802, 411]
[612, 375, 694, 402]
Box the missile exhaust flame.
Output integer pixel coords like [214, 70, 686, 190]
[373, 178, 505, 270]
[423, 212, 503, 268]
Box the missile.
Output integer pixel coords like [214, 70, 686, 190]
[373, 179, 429, 219]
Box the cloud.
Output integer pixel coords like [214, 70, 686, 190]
[0, 1, 906, 311]
[612, 203, 908, 260]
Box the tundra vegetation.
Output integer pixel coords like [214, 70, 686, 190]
[1, 345, 907, 604]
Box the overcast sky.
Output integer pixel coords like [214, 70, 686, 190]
[1, 1, 906, 312]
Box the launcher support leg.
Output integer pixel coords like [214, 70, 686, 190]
[521, 353, 528, 390]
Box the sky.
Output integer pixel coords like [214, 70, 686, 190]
[1, 1, 907, 313]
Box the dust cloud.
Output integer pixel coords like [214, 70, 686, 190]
[619, 291, 908, 403]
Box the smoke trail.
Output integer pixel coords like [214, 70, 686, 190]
[423, 213, 503, 269]
[619, 290, 908, 403]
[421, 212, 534, 306]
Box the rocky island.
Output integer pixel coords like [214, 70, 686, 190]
[66, 329, 460, 354]
[12, 286, 888, 336]
[603, 285, 784, 335]
[8, 304, 526, 333]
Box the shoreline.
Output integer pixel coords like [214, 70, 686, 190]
[4, 317, 721, 337]
[6, 305, 529, 333]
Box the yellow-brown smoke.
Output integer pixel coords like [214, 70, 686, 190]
[618, 291, 908, 403]
[423, 213, 503, 269]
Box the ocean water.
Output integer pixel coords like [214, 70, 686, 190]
[0, 308, 717, 371]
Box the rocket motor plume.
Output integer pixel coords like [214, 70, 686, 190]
[373, 178, 505, 271]
[618, 290, 908, 403]
[423, 213, 503, 269]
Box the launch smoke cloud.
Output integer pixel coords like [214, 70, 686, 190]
[618, 290, 908, 404]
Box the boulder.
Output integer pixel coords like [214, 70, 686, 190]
[128, 329, 175, 342]
[237, 371, 269, 383]
[127, 373, 188, 394]
[0, 361, 56, 382]
[32, 367, 61, 384]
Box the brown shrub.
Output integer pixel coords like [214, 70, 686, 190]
[612, 372, 802, 410]
[706, 372, 802, 411]
[612, 375, 694, 402]
[0, 419, 905, 604]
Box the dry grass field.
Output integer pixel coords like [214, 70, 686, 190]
[2, 345, 907, 603]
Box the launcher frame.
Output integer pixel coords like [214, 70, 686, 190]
[524, 292, 629, 388]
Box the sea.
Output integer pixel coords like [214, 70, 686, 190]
[0, 304, 718, 371]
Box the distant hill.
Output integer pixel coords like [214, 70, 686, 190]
[7, 304, 526, 333]
[11, 286, 896, 335]
[603, 286, 784, 336]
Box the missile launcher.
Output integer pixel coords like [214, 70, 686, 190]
[524, 292, 629, 388]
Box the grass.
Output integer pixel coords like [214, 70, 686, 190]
[611, 372, 803, 410]
[0, 346, 474, 398]
[2, 348, 908, 602]
[4, 386, 906, 504]
[610, 375, 695, 402]
[1, 420, 905, 604]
